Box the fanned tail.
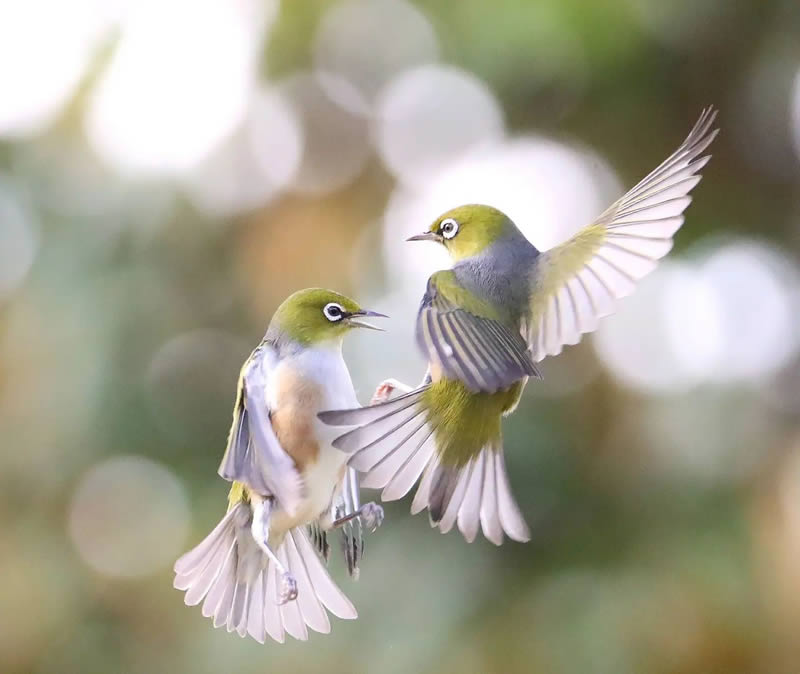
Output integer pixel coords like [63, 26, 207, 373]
[417, 443, 530, 545]
[173, 503, 357, 643]
[319, 387, 530, 545]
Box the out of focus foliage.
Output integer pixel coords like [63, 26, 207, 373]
[1, 1, 800, 673]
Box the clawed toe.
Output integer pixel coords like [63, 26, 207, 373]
[361, 502, 384, 533]
[278, 572, 298, 604]
[370, 380, 396, 404]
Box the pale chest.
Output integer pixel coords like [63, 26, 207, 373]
[264, 346, 359, 529]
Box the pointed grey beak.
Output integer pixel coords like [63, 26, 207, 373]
[407, 232, 442, 243]
[347, 309, 388, 331]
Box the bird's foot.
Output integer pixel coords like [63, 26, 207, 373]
[278, 571, 298, 604]
[370, 378, 412, 404]
[360, 502, 384, 533]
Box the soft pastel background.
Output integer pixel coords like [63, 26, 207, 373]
[2, 1, 800, 672]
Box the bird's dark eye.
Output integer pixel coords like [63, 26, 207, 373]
[440, 218, 459, 239]
[323, 303, 344, 321]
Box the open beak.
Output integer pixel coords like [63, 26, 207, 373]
[406, 231, 442, 243]
[347, 309, 388, 331]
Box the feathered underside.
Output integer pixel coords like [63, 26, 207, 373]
[526, 106, 718, 360]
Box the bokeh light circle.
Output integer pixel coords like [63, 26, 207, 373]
[184, 86, 303, 216]
[0, 0, 108, 137]
[697, 240, 799, 382]
[145, 329, 249, 445]
[0, 177, 38, 301]
[68, 455, 190, 578]
[85, 0, 271, 175]
[593, 263, 704, 394]
[375, 65, 505, 189]
[281, 72, 371, 195]
[313, 0, 439, 114]
[594, 239, 800, 394]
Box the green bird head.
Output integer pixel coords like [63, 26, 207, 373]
[407, 204, 516, 261]
[269, 288, 386, 346]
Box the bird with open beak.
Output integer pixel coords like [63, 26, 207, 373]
[174, 288, 387, 643]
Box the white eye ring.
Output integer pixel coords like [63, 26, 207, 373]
[440, 218, 459, 239]
[323, 302, 345, 322]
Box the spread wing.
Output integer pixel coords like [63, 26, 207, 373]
[218, 344, 304, 516]
[526, 106, 718, 361]
[417, 270, 540, 394]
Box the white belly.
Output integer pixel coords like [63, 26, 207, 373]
[265, 344, 360, 533]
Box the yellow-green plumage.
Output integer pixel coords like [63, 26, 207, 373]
[529, 224, 605, 328]
[227, 480, 248, 511]
[421, 379, 524, 468]
[272, 288, 366, 346]
[427, 204, 515, 260]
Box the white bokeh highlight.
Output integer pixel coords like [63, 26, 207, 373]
[594, 239, 800, 394]
[698, 241, 799, 382]
[0, 177, 38, 301]
[184, 86, 303, 216]
[375, 65, 505, 189]
[68, 455, 190, 578]
[594, 262, 703, 394]
[86, 0, 274, 175]
[281, 73, 371, 195]
[0, 0, 109, 137]
[145, 329, 249, 442]
[313, 0, 439, 115]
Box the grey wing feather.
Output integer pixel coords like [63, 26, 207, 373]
[307, 467, 364, 578]
[337, 468, 364, 579]
[417, 278, 540, 394]
[306, 521, 330, 564]
[218, 344, 304, 515]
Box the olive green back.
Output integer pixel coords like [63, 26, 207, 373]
[422, 378, 525, 467]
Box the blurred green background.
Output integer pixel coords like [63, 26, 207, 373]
[2, 0, 800, 673]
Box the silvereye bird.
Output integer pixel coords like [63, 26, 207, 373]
[320, 108, 718, 545]
[174, 288, 387, 643]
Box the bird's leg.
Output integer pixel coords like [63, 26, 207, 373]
[371, 369, 431, 403]
[326, 502, 385, 533]
[249, 494, 298, 604]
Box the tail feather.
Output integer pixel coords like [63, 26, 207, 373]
[322, 388, 530, 545]
[429, 463, 464, 527]
[264, 564, 284, 642]
[246, 571, 265, 641]
[277, 543, 307, 640]
[411, 454, 440, 515]
[293, 528, 357, 619]
[494, 449, 530, 542]
[173, 504, 356, 643]
[420, 445, 530, 545]
[285, 533, 329, 634]
[457, 450, 485, 542]
[478, 450, 502, 544]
